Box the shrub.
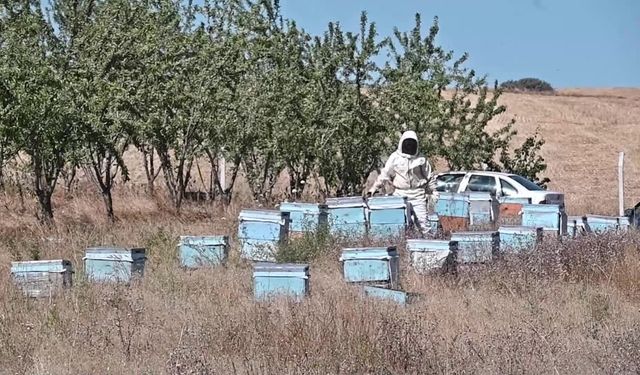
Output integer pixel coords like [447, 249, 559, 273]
[500, 78, 554, 93]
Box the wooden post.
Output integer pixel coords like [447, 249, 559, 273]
[618, 152, 624, 216]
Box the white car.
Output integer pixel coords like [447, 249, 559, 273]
[433, 170, 565, 208]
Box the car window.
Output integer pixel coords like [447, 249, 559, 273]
[435, 174, 465, 192]
[509, 175, 544, 191]
[464, 174, 497, 194]
[500, 178, 518, 196]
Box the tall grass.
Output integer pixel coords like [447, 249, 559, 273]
[0, 191, 639, 374]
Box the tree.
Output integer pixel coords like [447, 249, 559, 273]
[52, 0, 139, 222]
[0, 1, 80, 224]
[315, 13, 387, 197]
[378, 14, 548, 185]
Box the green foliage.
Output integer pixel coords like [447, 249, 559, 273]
[0, 0, 550, 220]
[500, 130, 550, 188]
[275, 229, 333, 263]
[500, 78, 554, 93]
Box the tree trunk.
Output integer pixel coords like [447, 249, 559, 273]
[35, 187, 54, 225]
[102, 188, 115, 223]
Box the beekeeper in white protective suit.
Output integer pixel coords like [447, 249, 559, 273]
[367, 130, 437, 237]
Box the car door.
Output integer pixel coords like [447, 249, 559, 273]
[464, 174, 499, 195]
[498, 177, 520, 197]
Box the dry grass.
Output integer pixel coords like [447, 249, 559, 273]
[1, 88, 639, 374]
[489, 88, 640, 215]
[0, 187, 639, 374]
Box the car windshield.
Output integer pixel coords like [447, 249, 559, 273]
[509, 175, 544, 191]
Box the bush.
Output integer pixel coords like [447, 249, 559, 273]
[500, 78, 554, 93]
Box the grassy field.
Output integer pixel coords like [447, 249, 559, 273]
[0, 88, 639, 374]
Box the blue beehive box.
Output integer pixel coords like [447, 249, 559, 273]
[253, 262, 309, 301]
[521, 204, 566, 236]
[450, 231, 500, 263]
[279, 202, 328, 234]
[178, 235, 229, 268]
[468, 192, 498, 226]
[618, 216, 631, 231]
[566, 216, 587, 237]
[435, 192, 470, 232]
[326, 197, 367, 237]
[84, 247, 146, 283]
[366, 196, 408, 238]
[10, 259, 73, 298]
[407, 239, 457, 273]
[238, 209, 289, 262]
[363, 285, 409, 305]
[339, 246, 399, 287]
[498, 225, 543, 253]
[584, 215, 620, 233]
[435, 192, 469, 218]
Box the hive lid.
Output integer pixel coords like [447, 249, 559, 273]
[522, 203, 561, 213]
[179, 235, 228, 246]
[499, 197, 531, 204]
[406, 239, 457, 252]
[11, 259, 72, 273]
[326, 196, 366, 208]
[84, 247, 146, 262]
[252, 262, 309, 276]
[367, 196, 407, 209]
[498, 225, 542, 234]
[437, 192, 469, 200]
[468, 192, 494, 201]
[585, 215, 618, 221]
[340, 246, 398, 260]
[451, 231, 499, 240]
[279, 202, 328, 214]
[239, 209, 286, 223]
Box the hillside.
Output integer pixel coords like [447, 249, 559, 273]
[490, 88, 640, 214]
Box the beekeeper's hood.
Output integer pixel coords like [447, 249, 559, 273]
[397, 130, 419, 158]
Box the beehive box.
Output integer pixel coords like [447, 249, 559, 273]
[406, 239, 457, 273]
[84, 247, 146, 283]
[10, 260, 73, 298]
[435, 192, 470, 233]
[427, 213, 440, 235]
[326, 197, 367, 237]
[339, 246, 399, 288]
[238, 209, 289, 262]
[366, 196, 408, 238]
[521, 204, 566, 237]
[450, 231, 500, 263]
[362, 286, 410, 305]
[178, 235, 229, 269]
[468, 192, 498, 226]
[584, 215, 620, 234]
[566, 216, 587, 237]
[618, 216, 631, 231]
[498, 226, 543, 254]
[498, 197, 530, 222]
[253, 262, 310, 301]
[279, 202, 328, 235]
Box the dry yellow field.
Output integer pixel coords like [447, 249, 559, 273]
[490, 88, 640, 215]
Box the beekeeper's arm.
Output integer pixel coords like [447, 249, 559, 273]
[418, 159, 437, 193]
[369, 154, 396, 194]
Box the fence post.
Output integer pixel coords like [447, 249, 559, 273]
[618, 152, 624, 216]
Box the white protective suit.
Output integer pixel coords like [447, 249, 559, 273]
[368, 131, 437, 237]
